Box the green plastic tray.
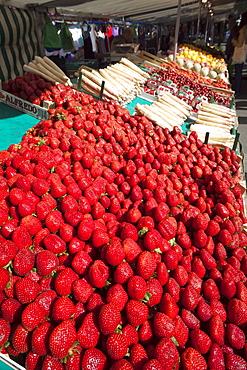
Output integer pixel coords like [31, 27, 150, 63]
[66, 59, 99, 71]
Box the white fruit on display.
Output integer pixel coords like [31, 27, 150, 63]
[201, 67, 209, 77]
[193, 63, 201, 73]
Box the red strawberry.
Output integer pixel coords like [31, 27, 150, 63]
[13, 248, 35, 276]
[64, 344, 83, 370]
[181, 285, 200, 311]
[52, 296, 75, 322]
[36, 250, 59, 276]
[196, 299, 213, 322]
[35, 290, 57, 317]
[130, 343, 148, 370]
[1, 298, 23, 323]
[181, 308, 200, 329]
[153, 312, 175, 338]
[0, 238, 17, 267]
[81, 348, 107, 370]
[122, 238, 142, 264]
[78, 312, 100, 349]
[12, 324, 32, 353]
[49, 320, 77, 359]
[142, 359, 163, 370]
[209, 298, 227, 322]
[110, 360, 134, 370]
[114, 261, 134, 284]
[0, 267, 10, 290]
[91, 228, 109, 248]
[207, 343, 225, 370]
[106, 284, 128, 311]
[54, 268, 78, 296]
[31, 322, 53, 355]
[99, 303, 121, 335]
[159, 293, 179, 319]
[136, 251, 156, 280]
[173, 314, 189, 346]
[0, 318, 11, 347]
[208, 315, 225, 345]
[181, 347, 207, 370]
[190, 329, 212, 354]
[203, 278, 220, 300]
[121, 223, 138, 241]
[154, 337, 179, 370]
[50, 178, 66, 198]
[225, 352, 247, 370]
[25, 351, 43, 370]
[41, 355, 64, 370]
[158, 220, 176, 241]
[20, 215, 42, 236]
[145, 278, 163, 307]
[22, 301, 46, 331]
[106, 333, 128, 360]
[45, 210, 64, 233]
[227, 298, 247, 326]
[227, 323, 245, 349]
[73, 278, 94, 303]
[15, 277, 40, 304]
[105, 239, 125, 266]
[126, 300, 148, 327]
[122, 324, 139, 347]
[77, 218, 95, 240]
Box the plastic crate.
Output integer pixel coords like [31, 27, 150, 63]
[66, 59, 99, 71]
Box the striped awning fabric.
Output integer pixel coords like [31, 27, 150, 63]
[0, 5, 41, 82]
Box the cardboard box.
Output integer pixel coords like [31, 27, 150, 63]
[0, 90, 49, 120]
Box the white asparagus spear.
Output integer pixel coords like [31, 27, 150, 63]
[153, 102, 184, 124]
[135, 104, 173, 130]
[35, 63, 65, 85]
[81, 75, 116, 100]
[43, 56, 68, 77]
[163, 91, 192, 110]
[120, 57, 149, 78]
[81, 70, 119, 97]
[23, 64, 56, 83]
[147, 104, 182, 127]
[155, 99, 187, 120]
[158, 95, 190, 117]
[35, 56, 69, 82]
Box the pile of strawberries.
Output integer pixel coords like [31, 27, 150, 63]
[0, 86, 247, 370]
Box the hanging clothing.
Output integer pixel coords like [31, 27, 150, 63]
[90, 24, 98, 53]
[112, 27, 119, 37]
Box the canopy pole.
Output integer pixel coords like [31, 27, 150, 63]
[196, 0, 202, 42]
[204, 15, 209, 42]
[173, 0, 182, 62]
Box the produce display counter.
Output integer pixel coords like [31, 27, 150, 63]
[0, 103, 39, 151]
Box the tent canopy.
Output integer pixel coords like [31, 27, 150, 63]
[1, 0, 237, 23]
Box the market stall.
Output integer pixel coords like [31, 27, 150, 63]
[1, 1, 247, 370]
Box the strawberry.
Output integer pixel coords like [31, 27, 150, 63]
[52, 296, 75, 322]
[153, 312, 175, 338]
[25, 351, 43, 370]
[207, 343, 225, 370]
[105, 239, 125, 266]
[196, 299, 213, 322]
[22, 301, 46, 331]
[173, 314, 189, 346]
[130, 343, 148, 370]
[154, 337, 179, 370]
[64, 344, 83, 370]
[136, 251, 157, 280]
[121, 223, 138, 241]
[77, 218, 95, 240]
[1, 298, 23, 323]
[35, 290, 57, 317]
[50, 178, 67, 198]
[81, 348, 107, 370]
[20, 215, 42, 236]
[36, 250, 59, 276]
[227, 298, 247, 326]
[190, 329, 212, 354]
[142, 359, 163, 370]
[45, 210, 64, 233]
[49, 320, 77, 359]
[0, 238, 17, 267]
[15, 277, 40, 304]
[208, 315, 225, 345]
[0, 318, 11, 347]
[12, 323, 32, 353]
[181, 347, 207, 370]
[181, 308, 200, 329]
[89, 259, 110, 288]
[181, 285, 200, 310]
[159, 293, 179, 319]
[145, 278, 163, 307]
[43, 234, 66, 254]
[106, 284, 128, 311]
[91, 228, 110, 248]
[203, 278, 220, 300]
[225, 352, 247, 370]
[0, 267, 10, 290]
[73, 278, 94, 303]
[158, 220, 176, 241]
[110, 360, 134, 370]
[78, 312, 100, 349]
[71, 250, 92, 275]
[41, 355, 64, 370]
[227, 323, 246, 349]
[54, 268, 78, 296]
[122, 324, 139, 347]
[99, 303, 121, 335]
[114, 261, 134, 284]
[209, 298, 227, 321]
[31, 322, 53, 355]
[106, 333, 128, 360]
[87, 292, 105, 314]
[122, 238, 142, 264]
[126, 300, 148, 327]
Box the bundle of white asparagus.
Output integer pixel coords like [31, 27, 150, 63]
[189, 102, 236, 147]
[23, 56, 73, 86]
[135, 92, 191, 130]
[78, 58, 149, 106]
